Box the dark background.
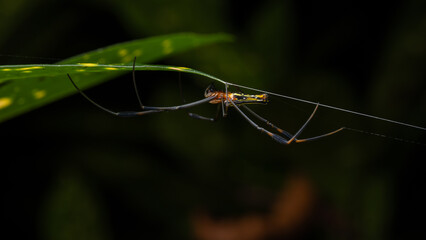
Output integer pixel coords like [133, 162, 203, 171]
[1, 0, 425, 239]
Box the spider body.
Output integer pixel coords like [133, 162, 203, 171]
[204, 83, 268, 106]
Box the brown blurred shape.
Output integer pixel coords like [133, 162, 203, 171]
[192, 175, 314, 240]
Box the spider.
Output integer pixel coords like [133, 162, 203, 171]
[67, 59, 344, 145]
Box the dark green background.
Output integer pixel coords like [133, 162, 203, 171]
[1, 0, 425, 239]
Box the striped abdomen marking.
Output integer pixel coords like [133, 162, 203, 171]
[230, 92, 269, 105]
[206, 92, 268, 105]
[203, 83, 268, 106]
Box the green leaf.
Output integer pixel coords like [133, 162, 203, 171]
[0, 32, 232, 123]
[0, 64, 225, 83]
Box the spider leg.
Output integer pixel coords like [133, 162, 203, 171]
[98, 96, 216, 117]
[68, 73, 163, 116]
[177, 72, 222, 122]
[118, 99, 220, 116]
[230, 99, 341, 144]
[141, 96, 215, 111]
[228, 98, 290, 144]
[188, 103, 222, 122]
[293, 127, 345, 143]
[241, 105, 345, 142]
[286, 103, 345, 143]
[68, 73, 215, 117]
[131, 57, 144, 109]
[241, 105, 293, 138]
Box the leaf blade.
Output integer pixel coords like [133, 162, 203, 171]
[0, 33, 232, 123]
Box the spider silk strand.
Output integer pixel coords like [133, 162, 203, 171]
[227, 83, 426, 131]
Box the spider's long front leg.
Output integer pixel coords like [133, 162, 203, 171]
[68, 73, 215, 117]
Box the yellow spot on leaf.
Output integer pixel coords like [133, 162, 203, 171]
[162, 40, 173, 54]
[132, 49, 143, 56]
[78, 63, 98, 67]
[168, 67, 190, 71]
[0, 98, 12, 109]
[17, 66, 42, 71]
[23, 70, 32, 73]
[33, 90, 46, 99]
[118, 49, 128, 57]
[122, 55, 133, 63]
[1, 68, 11, 71]
[105, 67, 118, 70]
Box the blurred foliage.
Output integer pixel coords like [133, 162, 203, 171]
[1, 0, 425, 240]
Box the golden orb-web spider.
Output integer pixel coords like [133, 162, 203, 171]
[67, 58, 344, 145]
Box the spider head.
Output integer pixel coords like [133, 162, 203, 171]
[204, 83, 217, 97]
